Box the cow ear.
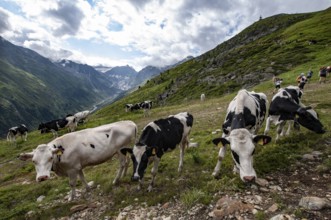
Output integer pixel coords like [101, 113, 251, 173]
[121, 148, 133, 155]
[253, 135, 272, 146]
[18, 152, 34, 161]
[212, 137, 230, 147]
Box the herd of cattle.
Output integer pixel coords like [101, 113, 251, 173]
[12, 85, 325, 201]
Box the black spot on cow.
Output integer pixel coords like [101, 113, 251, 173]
[106, 134, 109, 138]
[90, 144, 95, 149]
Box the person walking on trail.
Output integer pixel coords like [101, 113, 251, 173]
[296, 73, 305, 84]
[307, 69, 313, 82]
[319, 66, 328, 84]
[272, 75, 283, 94]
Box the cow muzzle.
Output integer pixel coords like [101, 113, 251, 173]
[37, 175, 49, 182]
[243, 176, 255, 183]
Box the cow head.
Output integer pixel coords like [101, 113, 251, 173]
[121, 144, 156, 181]
[19, 144, 64, 182]
[213, 129, 271, 183]
[296, 107, 325, 134]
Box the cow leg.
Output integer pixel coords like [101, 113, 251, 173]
[68, 171, 78, 201]
[264, 117, 271, 135]
[285, 121, 292, 136]
[212, 145, 227, 177]
[24, 132, 28, 141]
[276, 121, 286, 141]
[78, 170, 90, 192]
[148, 157, 160, 192]
[113, 152, 126, 184]
[122, 152, 130, 178]
[178, 138, 188, 172]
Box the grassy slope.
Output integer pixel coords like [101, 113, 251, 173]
[0, 8, 331, 219]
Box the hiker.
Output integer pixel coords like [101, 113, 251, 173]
[319, 66, 328, 83]
[296, 73, 305, 84]
[307, 69, 313, 82]
[272, 75, 283, 94]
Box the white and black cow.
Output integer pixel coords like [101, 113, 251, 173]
[19, 120, 137, 201]
[264, 85, 325, 140]
[212, 89, 271, 182]
[121, 112, 193, 191]
[7, 124, 28, 143]
[140, 100, 153, 117]
[38, 118, 70, 138]
[74, 110, 90, 124]
[125, 104, 133, 112]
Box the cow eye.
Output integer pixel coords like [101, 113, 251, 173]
[231, 150, 240, 164]
[49, 157, 53, 161]
[32, 160, 36, 164]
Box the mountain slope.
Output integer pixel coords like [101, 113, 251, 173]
[96, 8, 331, 112]
[0, 37, 117, 135]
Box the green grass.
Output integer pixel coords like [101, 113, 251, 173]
[1, 8, 331, 219]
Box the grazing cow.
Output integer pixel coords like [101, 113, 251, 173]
[264, 86, 325, 140]
[74, 110, 90, 124]
[19, 120, 137, 201]
[212, 89, 271, 182]
[38, 118, 69, 138]
[7, 124, 28, 143]
[121, 112, 193, 191]
[130, 103, 142, 112]
[140, 100, 153, 117]
[201, 93, 206, 101]
[65, 116, 77, 132]
[125, 104, 133, 112]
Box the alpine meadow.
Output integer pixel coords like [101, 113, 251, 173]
[1, 7, 331, 220]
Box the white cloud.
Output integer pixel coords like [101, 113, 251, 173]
[0, 0, 330, 70]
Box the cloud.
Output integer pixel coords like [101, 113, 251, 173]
[44, 1, 84, 36]
[0, 9, 11, 33]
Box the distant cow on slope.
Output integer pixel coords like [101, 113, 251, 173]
[38, 118, 70, 138]
[7, 124, 28, 143]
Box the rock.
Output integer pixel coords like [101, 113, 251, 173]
[70, 204, 88, 213]
[302, 154, 316, 161]
[269, 214, 294, 220]
[37, 195, 45, 202]
[213, 196, 254, 218]
[255, 178, 269, 187]
[267, 203, 278, 212]
[188, 142, 199, 148]
[299, 196, 331, 210]
[88, 181, 94, 187]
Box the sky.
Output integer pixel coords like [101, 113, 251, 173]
[0, 0, 330, 71]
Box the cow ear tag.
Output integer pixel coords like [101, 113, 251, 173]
[257, 138, 268, 145]
[152, 148, 156, 155]
[57, 150, 63, 156]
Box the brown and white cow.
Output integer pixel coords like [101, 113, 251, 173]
[212, 89, 271, 182]
[19, 120, 137, 201]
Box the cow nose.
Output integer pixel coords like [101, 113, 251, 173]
[37, 175, 49, 182]
[131, 176, 140, 182]
[243, 176, 255, 182]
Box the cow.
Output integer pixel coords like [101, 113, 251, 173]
[65, 115, 77, 132]
[7, 124, 28, 143]
[121, 112, 193, 191]
[264, 85, 325, 140]
[140, 100, 153, 117]
[125, 104, 133, 112]
[38, 118, 69, 138]
[74, 110, 90, 124]
[19, 120, 137, 201]
[212, 89, 272, 183]
[201, 93, 206, 101]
